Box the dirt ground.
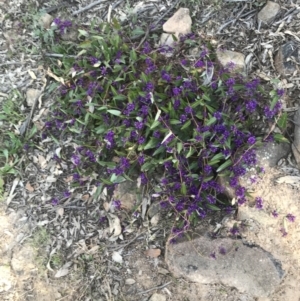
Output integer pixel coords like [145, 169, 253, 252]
[1, 0, 300, 300]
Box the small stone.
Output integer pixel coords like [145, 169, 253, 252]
[275, 42, 300, 76]
[163, 8, 192, 39]
[165, 228, 284, 297]
[149, 293, 166, 301]
[216, 49, 245, 73]
[113, 181, 136, 211]
[26, 89, 40, 107]
[157, 267, 169, 275]
[147, 202, 160, 218]
[257, 1, 280, 26]
[292, 107, 300, 168]
[39, 13, 53, 29]
[0, 266, 13, 292]
[125, 278, 136, 285]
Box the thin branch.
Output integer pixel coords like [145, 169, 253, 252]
[45, 53, 77, 58]
[72, 0, 108, 16]
[136, 281, 172, 295]
[0, 62, 23, 67]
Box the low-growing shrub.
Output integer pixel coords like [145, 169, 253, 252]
[41, 19, 287, 234]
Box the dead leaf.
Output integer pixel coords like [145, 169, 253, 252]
[25, 182, 35, 192]
[103, 201, 111, 212]
[64, 175, 73, 183]
[38, 155, 47, 169]
[56, 207, 64, 218]
[28, 69, 37, 79]
[54, 262, 72, 278]
[144, 248, 161, 258]
[81, 193, 90, 201]
[107, 213, 122, 237]
[112, 251, 123, 264]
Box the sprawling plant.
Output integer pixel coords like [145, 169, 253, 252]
[41, 19, 286, 233]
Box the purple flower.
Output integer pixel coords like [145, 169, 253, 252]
[71, 154, 81, 166]
[172, 87, 182, 96]
[173, 99, 181, 110]
[181, 59, 188, 66]
[180, 114, 187, 123]
[280, 227, 288, 237]
[235, 186, 245, 198]
[246, 99, 257, 113]
[277, 88, 285, 97]
[225, 78, 235, 87]
[144, 82, 154, 92]
[140, 172, 148, 184]
[207, 195, 216, 204]
[142, 42, 151, 54]
[230, 226, 239, 236]
[195, 60, 205, 68]
[134, 121, 144, 130]
[210, 252, 216, 259]
[73, 173, 80, 182]
[204, 165, 212, 174]
[247, 136, 256, 145]
[219, 246, 226, 255]
[286, 213, 296, 222]
[161, 70, 171, 82]
[272, 210, 278, 218]
[184, 106, 193, 114]
[51, 198, 59, 206]
[255, 197, 263, 209]
[105, 130, 115, 149]
[153, 131, 161, 138]
[112, 199, 121, 210]
[63, 190, 71, 198]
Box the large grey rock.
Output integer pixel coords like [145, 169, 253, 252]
[292, 107, 300, 168]
[163, 8, 192, 39]
[255, 141, 290, 171]
[275, 42, 300, 76]
[257, 1, 280, 26]
[165, 229, 284, 297]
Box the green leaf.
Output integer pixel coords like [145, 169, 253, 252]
[141, 161, 154, 172]
[186, 146, 195, 158]
[270, 95, 280, 110]
[216, 159, 232, 172]
[100, 178, 113, 185]
[107, 109, 121, 116]
[170, 119, 181, 125]
[181, 183, 187, 195]
[206, 204, 221, 211]
[277, 112, 287, 129]
[110, 86, 118, 96]
[150, 120, 160, 130]
[273, 133, 289, 143]
[144, 138, 158, 150]
[177, 142, 183, 154]
[205, 116, 217, 126]
[181, 120, 191, 130]
[130, 49, 137, 61]
[113, 95, 127, 101]
[152, 145, 165, 156]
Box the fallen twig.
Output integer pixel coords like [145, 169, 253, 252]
[136, 281, 172, 295]
[72, 0, 107, 16]
[108, 231, 146, 251]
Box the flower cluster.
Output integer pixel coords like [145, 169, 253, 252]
[53, 18, 72, 35]
[42, 20, 286, 236]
